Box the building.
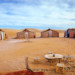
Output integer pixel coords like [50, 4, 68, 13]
[17, 29, 36, 39]
[41, 29, 59, 38]
[64, 29, 75, 38]
[0, 29, 8, 40]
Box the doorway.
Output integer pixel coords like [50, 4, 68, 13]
[49, 31, 52, 37]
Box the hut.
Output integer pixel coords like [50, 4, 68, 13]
[0, 29, 8, 40]
[41, 29, 59, 38]
[64, 29, 75, 38]
[17, 29, 36, 39]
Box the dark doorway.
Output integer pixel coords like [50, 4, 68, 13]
[66, 30, 69, 38]
[74, 34, 75, 38]
[67, 33, 69, 38]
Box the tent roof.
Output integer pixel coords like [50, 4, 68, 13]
[41, 29, 58, 33]
[68, 28, 75, 31]
[22, 29, 35, 33]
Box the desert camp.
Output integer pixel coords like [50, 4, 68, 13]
[64, 29, 75, 38]
[41, 29, 59, 38]
[17, 29, 36, 39]
[0, 0, 75, 75]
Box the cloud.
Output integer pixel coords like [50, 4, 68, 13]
[0, 0, 75, 29]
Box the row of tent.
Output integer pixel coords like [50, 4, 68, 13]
[0, 28, 75, 40]
[17, 29, 59, 39]
[17, 28, 75, 39]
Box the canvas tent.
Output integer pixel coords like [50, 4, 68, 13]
[41, 29, 59, 38]
[64, 29, 75, 38]
[0, 29, 8, 40]
[17, 29, 36, 39]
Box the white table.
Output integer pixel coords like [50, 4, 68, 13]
[44, 54, 63, 63]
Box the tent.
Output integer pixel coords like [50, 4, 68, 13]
[64, 29, 75, 38]
[17, 29, 36, 39]
[0, 29, 8, 40]
[41, 29, 59, 38]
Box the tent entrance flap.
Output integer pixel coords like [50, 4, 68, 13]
[25, 32, 28, 39]
[0, 32, 3, 40]
[49, 31, 52, 37]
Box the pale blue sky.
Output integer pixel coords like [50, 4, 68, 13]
[0, 0, 75, 29]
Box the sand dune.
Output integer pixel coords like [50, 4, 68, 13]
[23, 28, 42, 32]
[55, 30, 65, 37]
[2, 29, 20, 37]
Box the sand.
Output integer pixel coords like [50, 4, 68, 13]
[2, 29, 20, 37]
[0, 28, 75, 75]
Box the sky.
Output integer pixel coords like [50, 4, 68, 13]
[0, 0, 75, 30]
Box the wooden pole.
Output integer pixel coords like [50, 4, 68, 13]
[25, 57, 33, 72]
[59, 58, 61, 63]
[25, 57, 29, 69]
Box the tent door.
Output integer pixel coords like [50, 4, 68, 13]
[25, 32, 29, 39]
[49, 31, 52, 37]
[65, 31, 68, 37]
[0, 32, 3, 40]
[65, 30, 69, 38]
[74, 34, 75, 38]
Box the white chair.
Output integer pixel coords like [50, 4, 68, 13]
[34, 57, 40, 64]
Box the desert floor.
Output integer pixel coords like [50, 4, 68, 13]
[0, 37, 75, 75]
[0, 28, 75, 75]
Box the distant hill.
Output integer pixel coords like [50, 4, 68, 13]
[1, 29, 21, 37]
[22, 28, 42, 32]
[55, 30, 65, 37]
[55, 30, 65, 33]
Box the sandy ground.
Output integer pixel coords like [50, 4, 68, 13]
[0, 28, 75, 75]
[0, 38, 75, 75]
